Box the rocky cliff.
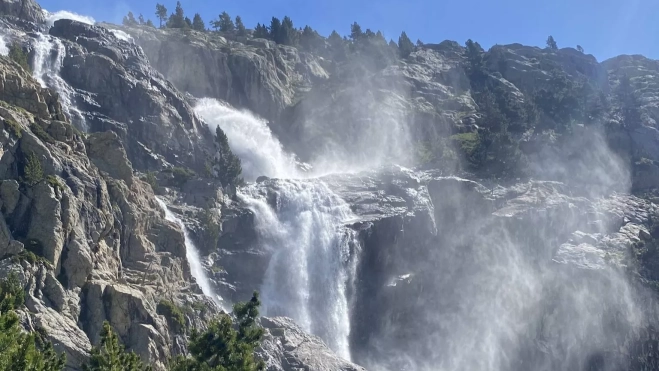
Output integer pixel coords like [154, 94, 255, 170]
[3, 1, 659, 371]
[0, 49, 216, 370]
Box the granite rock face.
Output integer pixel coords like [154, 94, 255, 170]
[0, 13, 220, 371]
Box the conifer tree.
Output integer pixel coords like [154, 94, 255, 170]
[192, 13, 205, 31]
[546, 35, 558, 50]
[398, 31, 414, 58]
[155, 4, 167, 28]
[83, 322, 150, 371]
[236, 15, 246, 36]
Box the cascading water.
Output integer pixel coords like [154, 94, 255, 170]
[0, 34, 8, 56]
[239, 180, 359, 360]
[156, 197, 225, 309]
[195, 98, 360, 358]
[32, 33, 87, 130]
[194, 98, 300, 180]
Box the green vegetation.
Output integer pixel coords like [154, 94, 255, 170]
[46, 175, 63, 192]
[169, 292, 265, 371]
[30, 122, 56, 144]
[191, 13, 205, 31]
[2, 116, 22, 138]
[23, 152, 44, 186]
[143, 171, 159, 192]
[83, 322, 151, 371]
[157, 300, 186, 333]
[210, 126, 243, 186]
[546, 35, 558, 50]
[168, 167, 195, 188]
[398, 31, 414, 58]
[199, 207, 221, 248]
[0, 274, 66, 371]
[8, 42, 30, 73]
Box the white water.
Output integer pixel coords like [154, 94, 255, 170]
[239, 180, 358, 360]
[196, 96, 360, 358]
[194, 98, 300, 180]
[0, 35, 8, 56]
[110, 29, 134, 43]
[156, 197, 225, 309]
[44, 10, 95, 27]
[32, 33, 87, 130]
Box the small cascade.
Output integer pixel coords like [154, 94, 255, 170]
[32, 33, 87, 130]
[194, 98, 300, 180]
[0, 34, 8, 56]
[239, 179, 360, 360]
[156, 198, 225, 310]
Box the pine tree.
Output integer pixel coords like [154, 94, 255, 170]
[546, 35, 558, 50]
[328, 30, 343, 48]
[416, 39, 423, 47]
[215, 11, 234, 32]
[170, 292, 264, 371]
[83, 322, 150, 371]
[192, 13, 205, 31]
[145, 19, 155, 28]
[350, 22, 363, 40]
[122, 11, 137, 26]
[212, 126, 242, 186]
[137, 14, 145, 25]
[300, 25, 321, 51]
[576, 45, 584, 53]
[269, 17, 281, 42]
[279, 16, 298, 45]
[398, 31, 414, 58]
[155, 4, 167, 28]
[167, 1, 186, 29]
[364, 28, 375, 38]
[375, 30, 386, 44]
[253, 23, 269, 39]
[235, 16, 246, 36]
[0, 274, 66, 371]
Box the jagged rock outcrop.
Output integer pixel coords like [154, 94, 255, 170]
[104, 23, 329, 122]
[258, 317, 365, 371]
[0, 49, 217, 370]
[8, 18, 215, 173]
[0, 0, 44, 23]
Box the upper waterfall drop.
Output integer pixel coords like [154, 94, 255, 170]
[194, 98, 301, 181]
[32, 33, 87, 130]
[156, 197, 225, 310]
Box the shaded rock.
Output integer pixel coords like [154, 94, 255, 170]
[0, 179, 20, 214]
[86, 130, 133, 185]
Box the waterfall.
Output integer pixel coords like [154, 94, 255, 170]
[239, 179, 359, 360]
[0, 34, 8, 56]
[194, 98, 300, 180]
[32, 33, 87, 130]
[156, 197, 225, 309]
[44, 10, 95, 27]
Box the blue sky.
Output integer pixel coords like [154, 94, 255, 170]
[39, 0, 659, 61]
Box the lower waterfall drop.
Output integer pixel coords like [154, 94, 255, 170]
[156, 198, 224, 309]
[239, 179, 360, 361]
